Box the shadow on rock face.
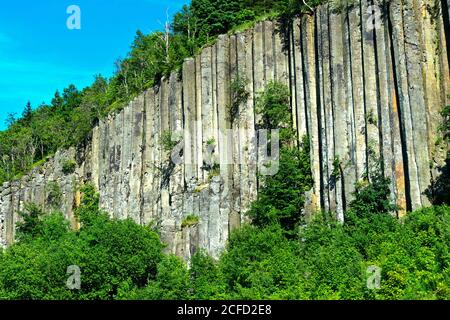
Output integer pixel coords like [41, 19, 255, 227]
[425, 157, 450, 206]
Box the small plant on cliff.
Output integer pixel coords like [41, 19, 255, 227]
[206, 137, 216, 146]
[439, 95, 450, 145]
[61, 159, 76, 175]
[46, 181, 63, 209]
[181, 214, 200, 228]
[206, 163, 221, 181]
[161, 130, 182, 153]
[330, 0, 358, 13]
[331, 156, 342, 180]
[229, 76, 250, 123]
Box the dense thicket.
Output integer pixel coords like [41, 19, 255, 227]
[0, 184, 163, 300]
[0, 0, 327, 185]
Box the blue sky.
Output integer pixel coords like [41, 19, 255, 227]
[0, 0, 188, 130]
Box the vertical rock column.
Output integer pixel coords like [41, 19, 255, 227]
[373, 0, 405, 215]
[348, 5, 368, 187]
[182, 58, 197, 220]
[342, 7, 358, 209]
[141, 89, 157, 224]
[390, 0, 422, 210]
[245, 28, 258, 207]
[302, 14, 322, 215]
[417, 0, 449, 185]
[151, 87, 163, 221]
[97, 119, 108, 214]
[329, 9, 350, 220]
[106, 116, 116, 216]
[168, 73, 185, 255]
[236, 29, 257, 222]
[90, 125, 100, 191]
[317, 6, 334, 213]
[112, 111, 123, 217]
[0, 183, 12, 247]
[197, 46, 213, 253]
[229, 34, 242, 232]
[215, 35, 232, 257]
[181, 57, 200, 260]
[402, 0, 432, 208]
[129, 95, 145, 224]
[121, 103, 133, 219]
[292, 18, 308, 142]
[361, 0, 381, 163]
[159, 79, 174, 250]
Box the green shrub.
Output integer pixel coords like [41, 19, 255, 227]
[349, 161, 397, 218]
[229, 76, 250, 122]
[0, 185, 164, 300]
[46, 181, 63, 209]
[61, 159, 77, 175]
[161, 131, 180, 152]
[181, 215, 200, 228]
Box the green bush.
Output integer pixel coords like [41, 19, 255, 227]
[349, 160, 397, 218]
[61, 159, 77, 175]
[161, 131, 180, 153]
[46, 181, 63, 209]
[229, 76, 250, 122]
[248, 82, 313, 234]
[181, 215, 200, 228]
[0, 186, 164, 300]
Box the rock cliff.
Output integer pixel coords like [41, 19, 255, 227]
[1, 0, 449, 259]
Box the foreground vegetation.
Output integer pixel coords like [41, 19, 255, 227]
[1, 184, 449, 300]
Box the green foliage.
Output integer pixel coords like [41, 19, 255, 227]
[119, 255, 190, 300]
[181, 215, 200, 228]
[440, 95, 450, 145]
[206, 137, 216, 146]
[425, 94, 450, 205]
[248, 143, 313, 233]
[75, 183, 100, 222]
[248, 82, 312, 234]
[229, 76, 250, 122]
[0, 185, 164, 300]
[214, 205, 450, 300]
[331, 156, 341, 179]
[16, 203, 65, 243]
[256, 81, 292, 132]
[190, 250, 223, 299]
[161, 130, 180, 153]
[2, 196, 450, 300]
[349, 160, 397, 218]
[61, 159, 77, 175]
[46, 181, 63, 209]
[207, 163, 221, 180]
[329, 0, 357, 13]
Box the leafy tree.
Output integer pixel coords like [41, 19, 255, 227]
[16, 203, 47, 242]
[0, 185, 164, 300]
[348, 160, 397, 219]
[248, 82, 313, 234]
[21, 101, 33, 124]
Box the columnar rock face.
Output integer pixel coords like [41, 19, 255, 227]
[1, 1, 449, 257]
